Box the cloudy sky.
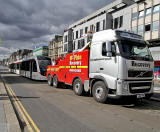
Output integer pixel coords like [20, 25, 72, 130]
[0, 0, 114, 58]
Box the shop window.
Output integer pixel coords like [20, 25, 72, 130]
[152, 21, 159, 31]
[153, 5, 160, 13]
[145, 24, 151, 32]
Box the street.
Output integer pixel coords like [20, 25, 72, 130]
[1, 66, 160, 132]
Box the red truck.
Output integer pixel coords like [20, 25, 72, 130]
[47, 49, 90, 96]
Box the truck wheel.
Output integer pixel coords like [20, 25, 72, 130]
[92, 81, 108, 103]
[73, 78, 84, 96]
[48, 75, 53, 86]
[53, 75, 59, 88]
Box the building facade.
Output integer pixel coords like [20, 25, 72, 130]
[49, 35, 64, 62]
[63, 0, 134, 53]
[62, 0, 160, 79]
[63, 0, 160, 52]
[8, 49, 32, 64]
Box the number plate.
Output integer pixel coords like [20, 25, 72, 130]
[137, 93, 145, 99]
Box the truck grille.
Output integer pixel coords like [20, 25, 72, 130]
[128, 71, 153, 78]
[129, 82, 151, 94]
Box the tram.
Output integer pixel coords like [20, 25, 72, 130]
[9, 56, 51, 80]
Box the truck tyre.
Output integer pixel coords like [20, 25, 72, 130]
[53, 75, 59, 88]
[73, 78, 84, 96]
[48, 74, 53, 86]
[92, 81, 108, 103]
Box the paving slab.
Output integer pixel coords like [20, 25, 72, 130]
[0, 75, 21, 132]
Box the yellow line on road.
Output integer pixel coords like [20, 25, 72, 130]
[5, 83, 34, 132]
[4, 80, 40, 132]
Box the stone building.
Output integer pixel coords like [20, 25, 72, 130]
[49, 35, 64, 62]
[8, 49, 32, 64]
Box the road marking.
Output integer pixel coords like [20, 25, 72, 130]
[4, 79, 40, 132]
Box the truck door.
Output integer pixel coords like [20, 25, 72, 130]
[99, 42, 118, 88]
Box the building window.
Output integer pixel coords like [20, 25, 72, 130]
[132, 12, 138, 20]
[85, 27, 88, 34]
[153, 5, 160, 13]
[139, 10, 144, 18]
[76, 31, 78, 39]
[78, 40, 81, 49]
[132, 26, 137, 33]
[145, 24, 151, 32]
[64, 44, 68, 52]
[119, 16, 123, 28]
[73, 41, 76, 50]
[138, 25, 143, 36]
[146, 8, 151, 16]
[81, 39, 85, 48]
[72, 32, 74, 40]
[96, 22, 100, 32]
[64, 35, 68, 42]
[152, 21, 159, 31]
[80, 29, 83, 37]
[114, 17, 119, 29]
[103, 19, 106, 30]
[111, 19, 113, 29]
[90, 25, 95, 32]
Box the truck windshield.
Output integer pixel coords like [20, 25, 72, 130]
[118, 40, 153, 61]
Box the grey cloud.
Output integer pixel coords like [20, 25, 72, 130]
[0, 0, 114, 57]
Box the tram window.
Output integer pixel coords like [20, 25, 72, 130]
[25, 61, 30, 71]
[33, 61, 37, 72]
[17, 64, 20, 69]
[21, 62, 25, 70]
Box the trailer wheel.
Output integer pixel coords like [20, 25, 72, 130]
[73, 78, 84, 96]
[92, 81, 108, 103]
[48, 74, 53, 86]
[53, 75, 59, 88]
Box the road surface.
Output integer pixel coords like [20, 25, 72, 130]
[0, 66, 160, 132]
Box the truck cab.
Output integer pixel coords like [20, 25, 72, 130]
[89, 30, 154, 103]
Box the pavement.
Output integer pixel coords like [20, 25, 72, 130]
[150, 79, 160, 102]
[0, 69, 21, 132]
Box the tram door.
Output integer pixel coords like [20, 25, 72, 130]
[30, 61, 33, 79]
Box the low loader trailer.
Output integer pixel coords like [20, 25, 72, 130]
[47, 29, 154, 103]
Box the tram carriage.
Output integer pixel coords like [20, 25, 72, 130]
[9, 56, 51, 80]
